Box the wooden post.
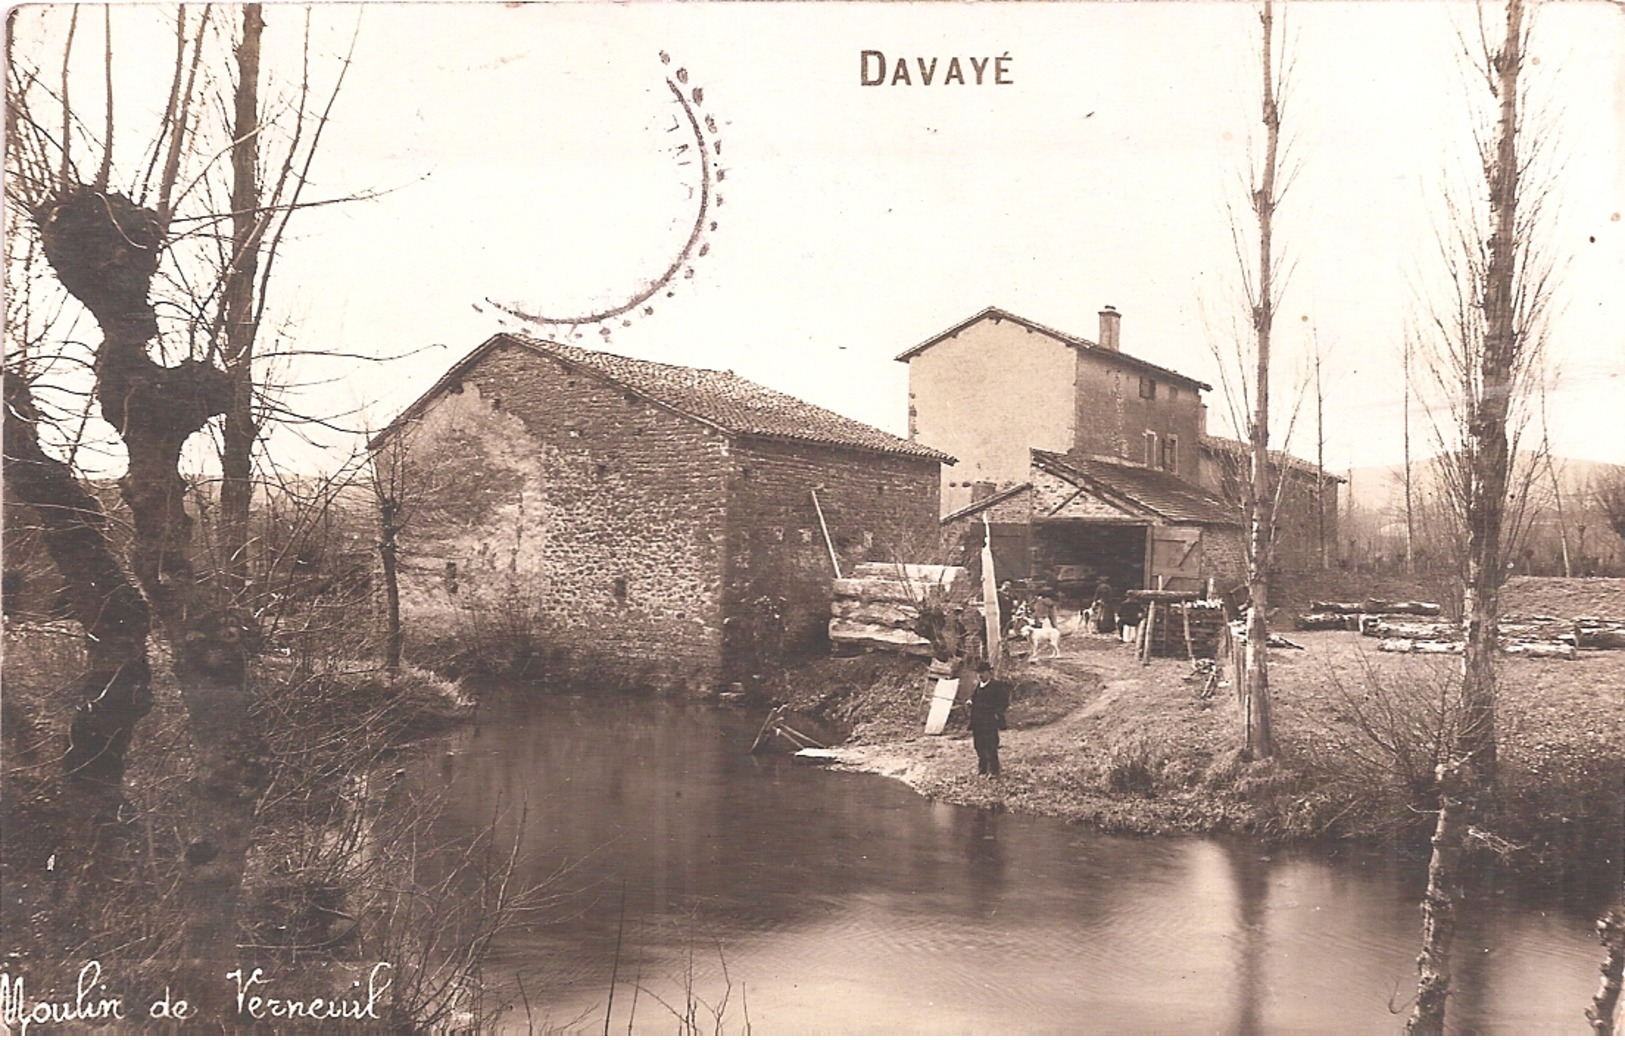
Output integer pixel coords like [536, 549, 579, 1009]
[749, 705, 787, 754]
[1141, 601, 1157, 664]
[810, 488, 841, 579]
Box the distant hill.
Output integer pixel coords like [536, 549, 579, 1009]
[1345, 454, 1625, 520]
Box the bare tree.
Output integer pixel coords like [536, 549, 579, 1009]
[216, 5, 265, 596]
[1404, 333, 1418, 574]
[1312, 326, 1329, 570]
[1592, 467, 1625, 546]
[1243, 0, 1284, 761]
[1207, 0, 1294, 759]
[5, 6, 357, 1020]
[1535, 375, 1574, 576]
[1406, 0, 1557, 1030]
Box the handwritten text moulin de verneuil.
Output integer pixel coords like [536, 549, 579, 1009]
[0, 960, 393, 1034]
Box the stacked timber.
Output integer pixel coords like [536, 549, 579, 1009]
[1369, 612, 1624, 658]
[1138, 599, 1226, 659]
[1500, 641, 1578, 660]
[1297, 612, 1363, 631]
[1498, 615, 1578, 644]
[1377, 638, 1465, 655]
[1299, 599, 1442, 631]
[828, 562, 969, 657]
[1576, 617, 1625, 650]
[1362, 618, 1460, 640]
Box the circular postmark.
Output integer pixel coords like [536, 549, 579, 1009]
[487, 52, 724, 340]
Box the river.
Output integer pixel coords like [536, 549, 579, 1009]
[421, 687, 1612, 1035]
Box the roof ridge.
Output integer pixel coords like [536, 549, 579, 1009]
[376, 331, 954, 463]
[895, 305, 1212, 391]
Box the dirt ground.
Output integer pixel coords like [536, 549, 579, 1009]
[795, 617, 1623, 878]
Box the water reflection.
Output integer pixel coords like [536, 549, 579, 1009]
[421, 688, 1610, 1034]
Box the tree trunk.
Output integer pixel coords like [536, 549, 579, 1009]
[2, 380, 155, 925]
[1458, 0, 1524, 789]
[218, 3, 265, 597]
[1404, 337, 1416, 575]
[34, 182, 268, 1027]
[1315, 342, 1327, 570]
[1406, 760, 1470, 1035]
[1242, 0, 1280, 761]
[380, 496, 404, 672]
[4, 382, 154, 806]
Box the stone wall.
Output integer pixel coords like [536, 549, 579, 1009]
[902, 316, 1077, 516]
[1201, 525, 1247, 588]
[390, 342, 731, 690]
[725, 439, 941, 675]
[1073, 358, 1205, 485]
[1199, 447, 1340, 575]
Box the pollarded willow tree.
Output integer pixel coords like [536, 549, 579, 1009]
[1405, 0, 1559, 1030]
[5, 3, 356, 1018]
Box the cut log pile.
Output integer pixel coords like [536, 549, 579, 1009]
[828, 562, 969, 657]
[1376, 638, 1464, 655]
[1576, 617, 1625, 650]
[1305, 599, 1625, 659]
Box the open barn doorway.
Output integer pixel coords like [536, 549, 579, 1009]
[1034, 521, 1148, 603]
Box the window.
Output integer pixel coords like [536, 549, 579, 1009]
[1161, 434, 1180, 473]
[1143, 431, 1159, 467]
[613, 577, 628, 603]
[443, 561, 459, 595]
[1139, 376, 1157, 399]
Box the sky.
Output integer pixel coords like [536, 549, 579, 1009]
[10, 1, 1625, 478]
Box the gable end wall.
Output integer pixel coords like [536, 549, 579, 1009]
[393, 342, 731, 689]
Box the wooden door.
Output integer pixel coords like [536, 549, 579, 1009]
[1148, 525, 1203, 591]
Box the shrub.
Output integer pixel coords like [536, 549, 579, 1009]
[1101, 735, 1161, 796]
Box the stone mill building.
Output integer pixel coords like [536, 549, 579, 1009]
[372, 333, 951, 690]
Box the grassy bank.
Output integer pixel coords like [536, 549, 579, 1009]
[1, 622, 493, 1032]
[772, 629, 1623, 885]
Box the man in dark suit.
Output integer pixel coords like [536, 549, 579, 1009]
[968, 661, 1011, 777]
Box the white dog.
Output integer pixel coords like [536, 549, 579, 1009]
[1022, 619, 1062, 660]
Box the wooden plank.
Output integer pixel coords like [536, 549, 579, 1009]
[749, 706, 787, 754]
[832, 577, 932, 604]
[792, 748, 841, 765]
[829, 599, 920, 625]
[924, 677, 958, 735]
[849, 562, 968, 585]
[1124, 589, 1201, 604]
[828, 619, 934, 655]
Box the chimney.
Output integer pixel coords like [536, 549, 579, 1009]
[1098, 305, 1121, 352]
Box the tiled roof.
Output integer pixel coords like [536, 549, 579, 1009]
[1032, 449, 1237, 526]
[941, 483, 1033, 523]
[895, 305, 1211, 392]
[375, 333, 952, 462]
[1199, 434, 1345, 483]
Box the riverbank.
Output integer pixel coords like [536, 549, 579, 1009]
[0, 622, 485, 1030]
[768, 628, 1624, 885]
